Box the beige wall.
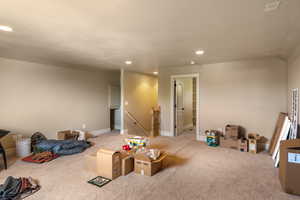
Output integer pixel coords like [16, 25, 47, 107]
[158, 57, 287, 140]
[0, 57, 120, 138]
[288, 45, 300, 116]
[123, 71, 158, 131]
[175, 77, 193, 128]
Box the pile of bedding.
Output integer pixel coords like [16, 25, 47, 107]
[31, 132, 91, 156]
[35, 139, 91, 155]
[0, 176, 40, 200]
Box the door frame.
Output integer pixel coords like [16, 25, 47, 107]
[174, 80, 184, 136]
[170, 73, 200, 138]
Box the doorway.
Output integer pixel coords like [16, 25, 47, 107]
[108, 85, 121, 131]
[171, 74, 199, 138]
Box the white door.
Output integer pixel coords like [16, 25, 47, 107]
[175, 81, 184, 136]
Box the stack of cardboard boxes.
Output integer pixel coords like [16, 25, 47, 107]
[220, 125, 241, 149]
[219, 125, 265, 154]
[238, 138, 248, 152]
[248, 133, 265, 154]
[85, 148, 167, 180]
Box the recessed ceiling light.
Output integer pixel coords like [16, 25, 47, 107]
[153, 71, 158, 75]
[0, 25, 13, 32]
[190, 61, 195, 65]
[195, 50, 205, 55]
[125, 60, 132, 65]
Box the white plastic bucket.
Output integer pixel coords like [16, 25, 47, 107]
[16, 138, 31, 157]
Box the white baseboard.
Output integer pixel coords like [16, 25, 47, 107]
[197, 134, 206, 141]
[161, 131, 173, 137]
[121, 129, 128, 135]
[90, 128, 111, 136]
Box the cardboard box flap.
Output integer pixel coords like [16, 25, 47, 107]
[152, 153, 167, 163]
[134, 152, 167, 163]
[134, 153, 152, 162]
[248, 133, 260, 140]
[97, 148, 120, 156]
[225, 125, 239, 129]
[280, 139, 300, 148]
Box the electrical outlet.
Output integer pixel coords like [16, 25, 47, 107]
[82, 124, 86, 129]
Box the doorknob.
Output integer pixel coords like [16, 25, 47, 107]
[182, 108, 185, 111]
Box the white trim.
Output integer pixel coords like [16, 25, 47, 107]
[170, 73, 200, 140]
[161, 131, 173, 137]
[198, 134, 206, 142]
[120, 69, 125, 134]
[121, 129, 128, 135]
[90, 128, 111, 136]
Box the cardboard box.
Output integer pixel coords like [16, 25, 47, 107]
[90, 150, 134, 176]
[248, 139, 264, 154]
[97, 149, 121, 180]
[238, 138, 248, 152]
[0, 134, 17, 158]
[121, 154, 134, 176]
[57, 130, 79, 140]
[225, 125, 240, 139]
[205, 130, 220, 147]
[220, 136, 239, 149]
[248, 133, 265, 154]
[134, 152, 167, 176]
[279, 139, 300, 195]
[84, 152, 97, 174]
[248, 133, 260, 140]
[269, 112, 287, 155]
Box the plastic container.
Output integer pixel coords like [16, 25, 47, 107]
[16, 138, 31, 157]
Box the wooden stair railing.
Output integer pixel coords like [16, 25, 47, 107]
[124, 107, 160, 137]
[151, 107, 160, 137]
[124, 110, 149, 136]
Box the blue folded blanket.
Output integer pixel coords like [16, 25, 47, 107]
[36, 139, 91, 155]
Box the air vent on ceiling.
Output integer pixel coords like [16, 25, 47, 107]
[264, 1, 281, 12]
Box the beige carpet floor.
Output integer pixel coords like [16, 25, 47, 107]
[0, 132, 298, 200]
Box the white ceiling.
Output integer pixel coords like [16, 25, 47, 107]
[0, 0, 300, 73]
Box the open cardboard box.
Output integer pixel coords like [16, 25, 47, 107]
[225, 125, 240, 139]
[134, 152, 167, 176]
